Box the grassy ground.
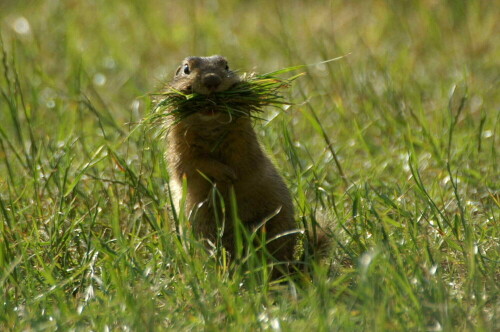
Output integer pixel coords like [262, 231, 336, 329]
[0, 0, 499, 330]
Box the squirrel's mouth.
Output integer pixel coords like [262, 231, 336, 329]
[199, 108, 221, 117]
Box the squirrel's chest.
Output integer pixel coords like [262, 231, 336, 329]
[184, 126, 248, 157]
[171, 118, 259, 165]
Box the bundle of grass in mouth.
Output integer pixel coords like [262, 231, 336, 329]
[150, 68, 303, 125]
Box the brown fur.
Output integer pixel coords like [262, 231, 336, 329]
[165, 55, 298, 262]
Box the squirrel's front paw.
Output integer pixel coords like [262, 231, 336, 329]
[214, 166, 237, 183]
[197, 165, 237, 183]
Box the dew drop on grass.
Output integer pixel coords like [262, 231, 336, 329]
[93, 73, 106, 86]
[41, 87, 56, 108]
[482, 130, 493, 138]
[270, 318, 281, 331]
[46, 100, 55, 108]
[131, 100, 140, 112]
[11, 16, 31, 35]
[258, 312, 269, 323]
[360, 249, 376, 268]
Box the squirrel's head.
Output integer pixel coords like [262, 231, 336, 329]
[171, 55, 239, 95]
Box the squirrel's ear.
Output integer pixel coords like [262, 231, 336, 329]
[175, 66, 181, 76]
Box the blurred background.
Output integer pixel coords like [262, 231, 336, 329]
[1, 0, 498, 180]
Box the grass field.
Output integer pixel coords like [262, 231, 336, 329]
[0, 0, 499, 330]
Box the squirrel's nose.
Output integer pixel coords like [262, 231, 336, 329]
[203, 74, 222, 91]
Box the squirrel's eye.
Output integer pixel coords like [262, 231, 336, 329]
[183, 64, 190, 75]
[225, 64, 229, 71]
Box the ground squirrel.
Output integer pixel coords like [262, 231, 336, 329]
[165, 55, 298, 264]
